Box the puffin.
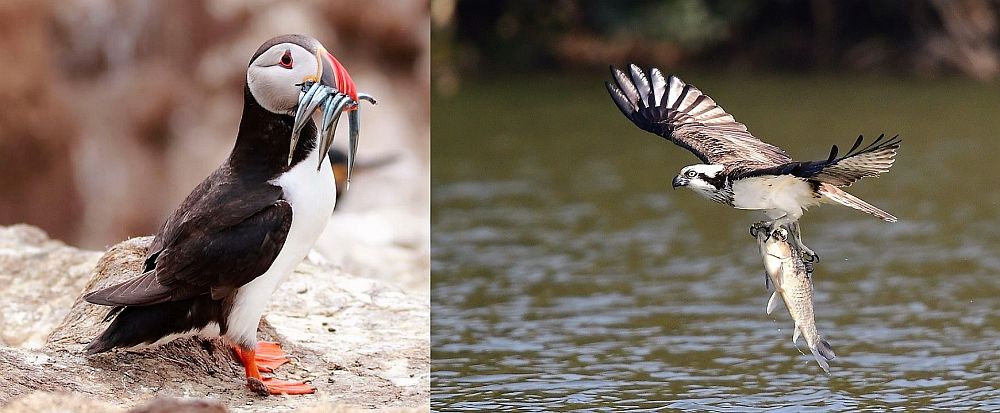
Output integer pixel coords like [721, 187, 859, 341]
[83, 34, 375, 396]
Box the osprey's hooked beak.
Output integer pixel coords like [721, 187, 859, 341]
[672, 175, 687, 189]
[288, 44, 376, 191]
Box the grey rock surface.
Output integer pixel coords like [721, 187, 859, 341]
[0, 225, 429, 412]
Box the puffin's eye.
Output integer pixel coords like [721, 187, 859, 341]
[279, 50, 293, 69]
[686, 170, 697, 178]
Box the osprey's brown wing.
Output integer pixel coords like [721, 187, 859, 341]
[606, 64, 792, 176]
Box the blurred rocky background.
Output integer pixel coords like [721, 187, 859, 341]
[433, 0, 1000, 92]
[0, 0, 429, 295]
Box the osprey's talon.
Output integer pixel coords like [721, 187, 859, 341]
[802, 250, 820, 263]
[803, 260, 815, 275]
[770, 227, 788, 241]
[749, 222, 769, 239]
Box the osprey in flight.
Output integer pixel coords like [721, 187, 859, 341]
[606, 64, 899, 260]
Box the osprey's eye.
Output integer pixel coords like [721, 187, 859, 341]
[278, 50, 293, 69]
[686, 170, 697, 178]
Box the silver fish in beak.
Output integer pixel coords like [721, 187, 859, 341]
[345, 93, 377, 190]
[289, 81, 333, 166]
[287, 45, 376, 191]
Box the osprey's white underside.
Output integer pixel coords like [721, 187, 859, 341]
[693, 174, 823, 226]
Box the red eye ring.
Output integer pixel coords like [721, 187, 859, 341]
[278, 50, 293, 69]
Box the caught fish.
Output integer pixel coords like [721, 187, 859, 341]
[753, 225, 836, 373]
[289, 80, 377, 191]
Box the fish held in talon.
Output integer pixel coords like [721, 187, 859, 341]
[606, 64, 900, 259]
[756, 226, 836, 373]
[81, 34, 371, 396]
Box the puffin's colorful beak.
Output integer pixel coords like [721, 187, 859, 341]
[313, 45, 357, 179]
[316, 45, 378, 190]
[288, 45, 375, 193]
[318, 46, 357, 104]
[287, 43, 375, 192]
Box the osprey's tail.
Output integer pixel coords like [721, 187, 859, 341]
[818, 183, 897, 222]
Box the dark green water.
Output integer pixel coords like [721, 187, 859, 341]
[431, 74, 1000, 411]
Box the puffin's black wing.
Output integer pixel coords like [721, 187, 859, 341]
[159, 199, 292, 296]
[84, 167, 293, 306]
[606, 64, 792, 175]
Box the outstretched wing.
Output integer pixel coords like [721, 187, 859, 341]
[810, 134, 900, 186]
[84, 168, 293, 306]
[742, 134, 901, 186]
[606, 64, 792, 174]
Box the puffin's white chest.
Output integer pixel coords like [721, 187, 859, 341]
[225, 148, 336, 346]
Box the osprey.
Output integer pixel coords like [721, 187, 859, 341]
[83, 34, 374, 396]
[606, 64, 899, 260]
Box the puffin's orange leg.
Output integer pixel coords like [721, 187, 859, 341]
[233, 346, 314, 395]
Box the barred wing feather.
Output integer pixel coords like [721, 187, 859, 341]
[607, 64, 792, 175]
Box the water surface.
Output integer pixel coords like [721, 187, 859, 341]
[432, 74, 1000, 411]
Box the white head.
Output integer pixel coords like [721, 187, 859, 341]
[672, 164, 726, 194]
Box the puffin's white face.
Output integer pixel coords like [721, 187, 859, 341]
[247, 43, 319, 115]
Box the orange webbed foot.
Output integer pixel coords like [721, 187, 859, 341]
[234, 342, 313, 396]
[247, 377, 315, 395]
[232, 341, 291, 373]
[253, 341, 291, 372]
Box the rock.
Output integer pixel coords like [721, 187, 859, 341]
[126, 398, 228, 413]
[0, 225, 102, 348]
[0, 392, 122, 413]
[0, 225, 428, 412]
[0, 392, 429, 413]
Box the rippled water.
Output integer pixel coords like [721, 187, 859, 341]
[431, 74, 1000, 411]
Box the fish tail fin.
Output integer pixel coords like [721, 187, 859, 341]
[810, 346, 831, 374]
[811, 339, 836, 374]
[817, 339, 836, 360]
